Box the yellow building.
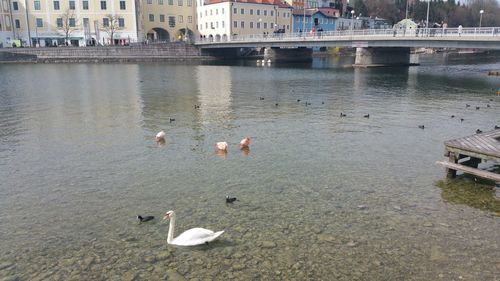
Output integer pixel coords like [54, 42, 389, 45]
[141, 0, 197, 42]
[197, 0, 293, 42]
[0, 0, 15, 46]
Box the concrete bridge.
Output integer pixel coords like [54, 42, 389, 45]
[195, 27, 500, 66]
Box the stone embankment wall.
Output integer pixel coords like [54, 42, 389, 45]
[0, 43, 213, 63]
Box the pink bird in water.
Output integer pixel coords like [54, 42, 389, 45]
[156, 130, 166, 141]
[240, 137, 250, 148]
[215, 142, 228, 151]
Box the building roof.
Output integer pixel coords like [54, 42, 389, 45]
[292, 7, 339, 18]
[205, 0, 293, 8]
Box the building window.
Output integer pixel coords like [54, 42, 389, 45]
[178, 0, 182, 6]
[100, 1, 107, 9]
[178, 15, 183, 23]
[222, 8, 224, 14]
[222, 21, 224, 28]
[12, 1, 19, 10]
[160, 14, 165, 22]
[168, 0, 173, 4]
[233, 8, 236, 14]
[257, 22, 260, 28]
[216, 8, 218, 15]
[250, 9, 253, 15]
[69, 18, 75, 27]
[264, 22, 267, 29]
[199, 12, 202, 18]
[287, 24, 289, 30]
[210, 10, 212, 15]
[271, 10, 273, 16]
[250, 22, 253, 28]
[158, 0, 163, 4]
[233, 21, 237, 28]
[205, 22, 207, 29]
[120, 0, 126, 9]
[188, 16, 192, 23]
[264, 10, 267, 16]
[118, 18, 125, 27]
[83, 18, 89, 27]
[69, 0, 75, 9]
[82, 0, 88, 9]
[56, 18, 63, 27]
[240, 21, 244, 28]
[53, 1, 59, 10]
[240, 8, 244, 14]
[15, 19, 20, 28]
[199, 24, 202, 30]
[36, 18, 43, 27]
[147, 0, 151, 3]
[256, 10, 260, 15]
[168, 16, 175, 27]
[103, 18, 109, 27]
[187, 0, 192, 6]
[34, 0, 41, 10]
[149, 14, 154, 22]
[204, 10, 207, 16]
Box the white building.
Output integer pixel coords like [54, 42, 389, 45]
[197, 0, 293, 42]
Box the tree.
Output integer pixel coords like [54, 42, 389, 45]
[354, 0, 369, 17]
[101, 14, 123, 45]
[58, 8, 79, 45]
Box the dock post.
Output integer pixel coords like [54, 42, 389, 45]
[446, 152, 457, 178]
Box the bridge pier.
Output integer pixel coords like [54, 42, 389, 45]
[354, 47, 418, 67]
[264, 47, 312, 63]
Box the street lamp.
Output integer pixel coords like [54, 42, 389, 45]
[302, 0, 307, 36]
[479, 10, 484, 28]
[425, 0, 430, 35]
[351, 10, 355, 33]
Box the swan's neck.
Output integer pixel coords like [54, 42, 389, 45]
[167, 216, 175, 244]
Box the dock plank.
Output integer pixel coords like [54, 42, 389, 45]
[444, 129, 500, 160]
[436, 161, 500, 182]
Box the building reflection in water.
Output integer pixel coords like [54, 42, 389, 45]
[195, 65, 234, 130]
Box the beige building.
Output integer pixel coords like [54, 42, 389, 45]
[0, 0, 200, 47]
[0, 0, 15, 46]
[3, 0, 139, 46]
[197, 0, 293, 42]
[141, 0, 197, 42]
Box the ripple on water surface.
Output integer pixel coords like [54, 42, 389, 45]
[0, 56, 499, 280]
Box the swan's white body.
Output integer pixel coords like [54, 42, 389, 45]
[163, 211, 224, 246]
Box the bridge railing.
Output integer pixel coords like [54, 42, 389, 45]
[195, 27, 500, 44]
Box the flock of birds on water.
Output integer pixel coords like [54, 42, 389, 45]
[136, 95, 498, 247]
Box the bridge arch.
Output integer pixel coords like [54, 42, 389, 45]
[222, 34, 228, 41]
[215, 34, 221, 42]
[147, 28, 170, 42]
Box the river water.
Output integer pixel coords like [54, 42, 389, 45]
[0, 53, 499, 280]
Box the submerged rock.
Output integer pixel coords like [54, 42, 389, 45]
[166, 269, 187, 281]
[260, 241, 277, 248]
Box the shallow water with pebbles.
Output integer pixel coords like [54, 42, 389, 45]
[0, 54, 499, 280]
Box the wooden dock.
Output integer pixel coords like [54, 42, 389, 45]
[436, 129, 500, 182]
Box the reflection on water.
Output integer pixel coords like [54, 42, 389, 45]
[0, 55, 500, 281]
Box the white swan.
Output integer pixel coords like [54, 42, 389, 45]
[163, 210, 224, 246]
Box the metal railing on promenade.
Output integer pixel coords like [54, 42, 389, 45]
[195, 27, 500, 45]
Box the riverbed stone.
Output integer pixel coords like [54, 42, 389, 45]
[166, 269, 187, 281]
[261, 241, 277, 248]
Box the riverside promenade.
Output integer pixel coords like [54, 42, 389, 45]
[0, 43, 214, 63]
